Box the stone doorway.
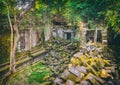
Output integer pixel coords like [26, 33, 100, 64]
[85, 29, 102, 43]
[66, 33, 71, 40]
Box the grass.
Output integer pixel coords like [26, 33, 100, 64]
[8, 62, 52, 85]
[28, 63, 51, 84]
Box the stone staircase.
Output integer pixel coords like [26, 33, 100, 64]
[0, 46, 48, 79]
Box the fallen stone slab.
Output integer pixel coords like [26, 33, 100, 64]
[69, 66, 80, 77]
[66, 80, 75, 85]
[61, 70, 80, 82]
[73, 52, 83, 57]
[54, 77, 63, 85]
[76, 66, 87, 74]
[80, 80, 91, 85]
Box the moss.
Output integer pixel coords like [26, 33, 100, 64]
[0, 34, 10, 64]
[7, 62, 52, 85]
[28, 63, 51, 84]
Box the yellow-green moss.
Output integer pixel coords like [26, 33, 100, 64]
[0, 34, 10, 64]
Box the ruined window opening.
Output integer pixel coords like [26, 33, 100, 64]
[66, 33, 71, 40]
[86, 30, 102, 43]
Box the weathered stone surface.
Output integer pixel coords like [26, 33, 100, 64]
[84, 73, 104, 84]
[100, 69, 109, 78]
[54, 78, 63, 85]
[86, 45, 95, 52]
[61, 70, 79, 82]
[70, 57, 80, 65]
[61, 70, 71, 80]
[80, 80, 91, 85]
[73, 52, 83, 57]
[68, 66, 80, 77]
[65, 80, 75, 85]
[76, 66, 87, 73]
[42, 40, 117, 85]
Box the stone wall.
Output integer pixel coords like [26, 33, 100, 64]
[80, 29, 107, 45]
[52, 28, 75, 41]
[78, 21, 107, 44]
[44, 24, 51, 41]
[18, 29, 40, 51]
[102, 30, 107, 45]
[85, 29, 102, 43]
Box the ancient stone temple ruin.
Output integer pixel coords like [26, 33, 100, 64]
[18, 29, 40, 51]
[52, 19, 108, 45]
[79, 21, 107, 45]
[18, 16, 108, 52]
[52, 15, 77, 41]
[83, 29, 107, 45]
[52, 26, 76, 41]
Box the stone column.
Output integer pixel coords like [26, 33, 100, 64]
[64, 33, 67, 40]
[71, 32, 74, 41]
[102, 30, 107, 45]
[17, 41, 21, 52]
[81, 30, 86, 44]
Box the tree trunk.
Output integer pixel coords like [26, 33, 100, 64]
[7, 5, 14, 73]
[10, 24, 19, 73]
[6, 0, 35, 73]
[10, 8, 20, 73]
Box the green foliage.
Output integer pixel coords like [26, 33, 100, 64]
[105, 10, 120, 32]
[66, 0, 107, 23]
[0, 34, 10, 64]
[64, 0, 120, 32]
[0, 0, 10, 34]
[28, 63, 51, 84]
[8, 62, 51, 84]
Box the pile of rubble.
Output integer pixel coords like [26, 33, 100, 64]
[41, 38, 78, 82]
[53, 42, 119, 85]
[42, 47, 72, 76]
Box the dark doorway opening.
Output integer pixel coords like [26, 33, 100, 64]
[86, 30, 102, 42]
[66, 33, 71, 40]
